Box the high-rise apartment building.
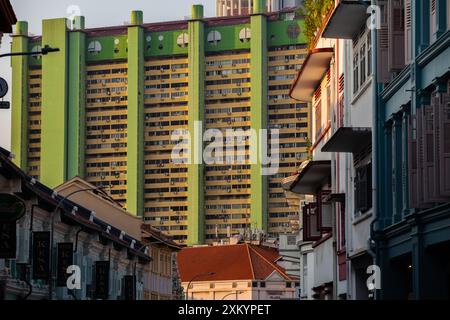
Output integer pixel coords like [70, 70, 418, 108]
[10, 1, 309, 246]
[216, 0, 303, 17]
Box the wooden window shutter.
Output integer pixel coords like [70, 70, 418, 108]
[430, 0, 437, 41]
[447, 0, 450, 31]
[422, 104, 434, 203]
[416, 106, 426, 206]
[377, 1, 390, 83]
[421, 102, 442, 203]
[404, 0, 412, 64]
[388, 0, 405, 72]
[437, 90, 450, 198]
[408, 113, 419, 208]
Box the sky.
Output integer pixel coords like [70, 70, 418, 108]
[0, 0, 215, 149]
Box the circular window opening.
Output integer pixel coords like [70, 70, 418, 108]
[114, 38, 120, 45]
[88, 41, 102, 55]
[239, 27, 251, 43]
[158, 35, 164, 42]
[31, 45, 42, 60]
[287, 22, 301, 39]
[114, 47, 120, 54]
[146, 35, 152, 42]
[207, 30, 222, 45]
[159, 44, 164, 50]
[177, 33, 189, 48]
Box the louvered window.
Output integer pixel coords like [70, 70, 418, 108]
[354, 162, 373, 215]
[408, 113, 418, 208]
[410, 84, 450, 208]
[430, 0, 437, 41]
[405, 0, 412, 64]
[388, 0, 405, 73]
[438, 84, 450, 197]
[377, 6, 389, 83]
[315, 99, 322, 140]
[447, 0, 450, 30]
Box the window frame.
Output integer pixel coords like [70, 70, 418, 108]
[352, 30, 373, 97]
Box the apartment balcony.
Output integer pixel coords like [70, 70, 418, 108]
[289, 48, 334, 102]
[321, 127, 372, 154]
[282, 160, 332, 195]
[322, 0, 371, 39]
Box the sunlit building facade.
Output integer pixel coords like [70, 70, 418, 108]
[10, 2, 309, 246]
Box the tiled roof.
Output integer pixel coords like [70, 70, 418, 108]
[0, 0, 16, 33]
[0, 147, 151, 262]
[141, 224, 181, 251]
[177, 243, 294, 283]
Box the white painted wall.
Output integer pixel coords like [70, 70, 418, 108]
[313, 238, 333, 288]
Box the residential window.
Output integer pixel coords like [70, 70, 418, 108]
[315, 101, 322, 139]
[352, 31, 372, 96]
[354, 162, 373, 216]
[367, 32, 372, 77]
[360, 44, 366, 86]
[353, 51, 359, 94]
[430, 0, 437, 41]
[260, 282, 266, 288]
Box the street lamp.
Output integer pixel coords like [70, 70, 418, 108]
[186, 272, 215, 301]
[0, 45, 59, 59]
[48, 186, 108, 300]
[0, 45, 60, 110]
[221, 291, 245, 300]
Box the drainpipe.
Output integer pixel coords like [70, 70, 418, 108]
[368, 0, 380, 300]
[343, 39, 353, 300]
[331, 43, 338, 301]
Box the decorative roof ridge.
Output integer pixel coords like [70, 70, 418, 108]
[248, 244, 292, 280]
[244, 243, 256, 279]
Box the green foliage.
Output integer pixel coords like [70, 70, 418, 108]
[299, 0, 335, 49]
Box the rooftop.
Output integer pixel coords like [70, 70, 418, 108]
[177, 243, 295, 283]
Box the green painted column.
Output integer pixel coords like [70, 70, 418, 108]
[187, 5, 205, 246]
[67, 16, 86, 180]
[40, 18, 69, 187]
[127, 11, 145, 217]
[11, 21, 29, 170]
[250, 0, 268, 232]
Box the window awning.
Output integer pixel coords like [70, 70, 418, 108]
[289, 48, 334, 102]
[284, 161, 332, 195]
[321, 127, 372, 153]
[322, 1, 371, 40]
